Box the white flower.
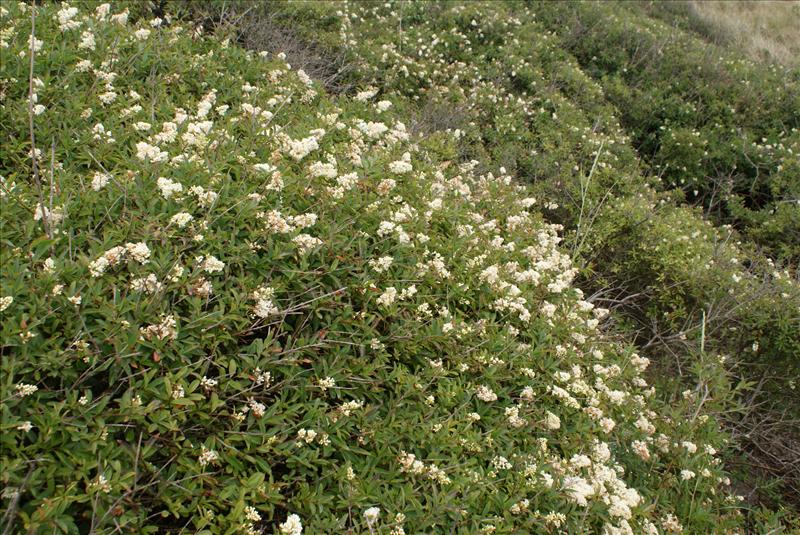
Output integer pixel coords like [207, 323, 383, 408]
[253, 163, 276, 173]
[248, 398, 266, 418]
[92, 474, 112, 493]
[317, 377, 336, 391]
[0, 296, 12, 312]
[563, 476, 594, 506]
[33, 204, 65, 226]
[125, 242, 151, 264]
[356, 120, 388, 138]
[157, 177, 183, 199]
[293, 234, 323, 254]
[289, 213, 318, 229]
[89, 256, 109, 277]
[631, 440, 651, 461]
[505, 406, 526, 428]
[198, 255, 225, 274]
[17, 421, 33, 432]
[16, 383, 38, 397]
[376, 287, 397, 307]
[599, 417, 616, 434]
[279, 513, 303, 535]
[170, 212, 193, 228]
[130, 274, 163, 294]
[23, 34, 43, 53]
[198, 446, 218, 467]
[336, 172, 358, 189]
[296, 69, 313, 86]
[200, 376, 218, 390]
[363, 507, 380, 526]
[389, 160, 413, 174]
[297, 429, 318, 444]
[369, 256, 394, 273]
[98, 91, 117, 104]
[110, 10, 129, 25]
[75, 59, 92, 72]
[376, 178, 396, 195]
[661, 514, 683, 533]
[78, 30, 96, 50]
[96, 3, 111, 19]
[476, 385, 498, 402]
[309, 161, 337, 178]
[41, 257, 56, 274]
[244, 506, 261, 522]
[91, 172, 110, 191]
[136, 142, 168, 163]
[491, 455, 512, 470]
[634, 415, 655, 435]
[57, 6, 80, 31]
[284, 135, 319, 161]
[543, 411, 561, 430]
[188, 186, 218, 207]
[510, 499, 529, 515]
[681, 441, 698, 454]
[354, 87, 378, 101]
[140, 314, 177, 341]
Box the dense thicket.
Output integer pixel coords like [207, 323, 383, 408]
[1, 2, 798, 533]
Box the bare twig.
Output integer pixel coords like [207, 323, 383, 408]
[1, 466, 34, 535]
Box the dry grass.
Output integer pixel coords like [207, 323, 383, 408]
[684, 1, 800, 67]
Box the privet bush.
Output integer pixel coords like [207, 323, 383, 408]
[202, 0, 800, 516]
[262, 0, 799, 404]
[0, 2, 749, 534]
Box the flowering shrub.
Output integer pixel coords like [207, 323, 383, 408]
[254, 0, 799, 432]
[0, 2, 790, 534]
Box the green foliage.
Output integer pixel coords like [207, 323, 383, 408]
[0, 3, 753, 534]
[531, 0, 800, 263]
[3, 1, 799, 533]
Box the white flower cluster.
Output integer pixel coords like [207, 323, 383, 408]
[292, 234, 323, 254]
[16, 383, 38, 397]
[476, 385, 498, 402]
[252, 285, 279, 319]
[135, 141, 169, 163]
[198, 446, 218, 467]
[279, 514, 303, 535]
[389, 151, 413, 174]
[280, 132, 323, 161]
[139, 314, 177, 341]
[196, 255, 225, 274]
[157, 176, 183, 199]
[397, 451, 451, 485]
[91, 172, 110, 191]
[89, 242, 151, 277]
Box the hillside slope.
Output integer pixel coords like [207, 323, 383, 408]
[190, 0, 800, 523]
[0, 3, 749, 534]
